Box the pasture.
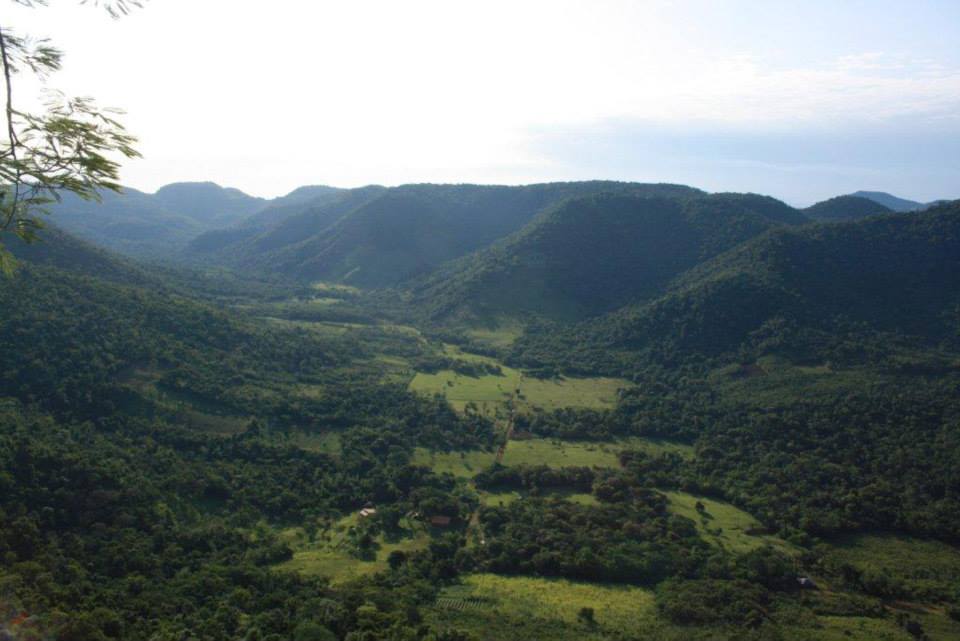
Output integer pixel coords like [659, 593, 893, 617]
[276, 513, 429, 585]
[408, 344, 629, 414]
[433, 574, 659, 638]
[663, 491, 795, 554]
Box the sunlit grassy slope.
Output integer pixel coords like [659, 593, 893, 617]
[409, 345, 629, 414]
[432, 574, 659, 639]
[663, 491, 796, 554]
[277, 514, 429, 585]
[413, 437, 691, 478]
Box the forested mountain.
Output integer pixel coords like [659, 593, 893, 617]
[230, 185, 346, 230]
[4, 182, 960, 641]
[185, 185, 385, 257]
[44, 182, 345, 260]
[150, 182, 266, 225]
[405, 192, 808, 322]
[5, 224, 150, 285]
[510, 201, 960, 373]
[804, 195, 892, 220]
[205, 182, 703, 287]
[850, 190, 930, 212]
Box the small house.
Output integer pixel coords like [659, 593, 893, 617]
[429, 515, 452, 527]
[797, 577, 818, 590]
[359, 507, 377, 518]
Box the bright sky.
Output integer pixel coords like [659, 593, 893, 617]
[10, 0, 960, 205]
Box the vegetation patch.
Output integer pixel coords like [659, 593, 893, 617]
[501, 436, 685, 468]
[289, 431, 343, 456]
[822, 534, 960, 603]
[663, 491, 795, 555]
[412, 447, 497, 478]
[408, 344, 630, 414]
[463, 319, 525, 349]
[278, 514, 429, 585]
[478, 490, 598, 507]
[435, 574, 658, 636]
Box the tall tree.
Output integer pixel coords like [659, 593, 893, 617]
[0, 0, 141, 274]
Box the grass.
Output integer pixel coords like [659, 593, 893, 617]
[502, 436, 692, 468]
[823, 533, 960, 603]
[827, 534, 960, 581]
[478, 490, 599, 507]
[310, 281, 361, 297]
[502, 439, 623, 468]
[277, 513, 429, 585]
[782, 616, 912, 641]
[290, 431, 342, 456]
[414, 437, 690, 478]
[463, 319, 525, 349]
[412, 448, 497, 477]
[663, 491, 795, 555]
[409, 344, 630, 415]
[434, 574, 659, 637]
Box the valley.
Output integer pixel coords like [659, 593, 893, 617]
[1, 184, 959, 641]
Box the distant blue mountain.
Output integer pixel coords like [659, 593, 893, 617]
[850, 191, 932, 212]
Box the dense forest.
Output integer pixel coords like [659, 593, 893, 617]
[2, 184, 960, 641]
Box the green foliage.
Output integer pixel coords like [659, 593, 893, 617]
[215, 181, 703, 287]
[6, 190, 960, 641]
[509, 202, 960, 373]
[656, 579, 769, 626]
[0, 5, 140, 273]
[804, 195, 892, 221]
[406, 191, 806, 323]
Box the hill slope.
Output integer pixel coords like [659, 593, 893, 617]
[850, 190, 927, 212]
[151, 182, 266, 226]
[185, 186, 384, 257]
[407, 192, 808, 322]
[47, 182, 266, 257]
[5, 224, 150, 285]
[804, 195, 891, 221]
[220, 182, 704, 287]
[511, 202, 960, 372]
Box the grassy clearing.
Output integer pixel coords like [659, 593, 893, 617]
[463, 319, 525, 349]
[663, 491, 795, 555]
[782, 616, 912, 641]
[502, 439, 623, 468]
[310, 281, 361, 297]
[823, 534, 960, 603]
[290, 431, 342, 456]
[409, 344, 630, 415]
[413, 437, 689, 479]
[412, 448, 497, 478]
[478, 490, 599, 507]
[502, 436, 691, 468]
[435, 574, 659, 637]
[277, 513, 429, 585]
[827, 534, 960, 581]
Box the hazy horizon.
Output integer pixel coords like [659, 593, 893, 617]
[14, 0, 960, 205]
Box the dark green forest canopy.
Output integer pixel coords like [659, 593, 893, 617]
[402, 191, 809, 323]
[804, 195, 892, 221]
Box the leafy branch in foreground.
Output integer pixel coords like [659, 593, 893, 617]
[0, 1, 141, 275]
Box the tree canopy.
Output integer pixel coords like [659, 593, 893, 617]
[0, 0, 140, 274]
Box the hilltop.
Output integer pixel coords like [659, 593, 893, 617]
[405, 192, 807, 322]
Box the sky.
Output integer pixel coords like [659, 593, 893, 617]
[8, 0, 960, 205]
